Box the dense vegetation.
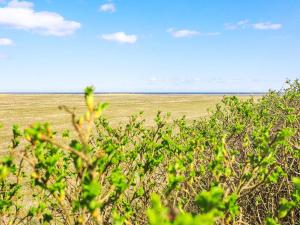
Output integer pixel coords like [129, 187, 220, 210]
[0, 80, 299, 225]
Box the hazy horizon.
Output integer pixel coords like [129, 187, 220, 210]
[0, 91, 268, 94]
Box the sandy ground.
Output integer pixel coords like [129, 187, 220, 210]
[0, 94, 259, 151]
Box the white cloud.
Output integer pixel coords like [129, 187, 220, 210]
[225, 20, 249, 30]
[167, 28, 220, 38]
[0, 38, 13, 45]
[101, 32, 138, 44]
[167, 28, 199, 38]
[99, 3, 116, 13]
[237, 20, 249, 26]
[252, 22, 282, 30]
[225, 20, 282, 31]
[7, 0, 33, 8]
[0, 0, 81, 36]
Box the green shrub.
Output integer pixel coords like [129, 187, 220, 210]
[0, 80, 299, 224]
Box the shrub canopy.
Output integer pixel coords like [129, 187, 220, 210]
[0, 80, 300, 224]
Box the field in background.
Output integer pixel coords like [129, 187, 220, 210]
[0, 94, 259, 150]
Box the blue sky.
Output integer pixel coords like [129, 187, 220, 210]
[0, 0, 299, 92]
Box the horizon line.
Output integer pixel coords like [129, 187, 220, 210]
[0, 91, 268, 95]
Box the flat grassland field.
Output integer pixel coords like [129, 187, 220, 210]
[0, 94, 258, 150]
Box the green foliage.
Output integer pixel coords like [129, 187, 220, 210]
[147, 194, 220, 225]
[265, 217, 280, 225]
[195, 186, 224, 213]
[0, 80, 299, 224]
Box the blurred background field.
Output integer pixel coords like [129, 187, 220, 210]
[0, 94, 259, 151]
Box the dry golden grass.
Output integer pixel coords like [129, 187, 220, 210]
[0, 94, 259, 151]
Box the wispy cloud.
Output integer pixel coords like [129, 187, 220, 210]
[149, 77, 202, 83]
[99, 3, 116, 13]
[148, 76, 286, 92]
[101, 32, 138, 44]
[225, 20, 249, 30]
[0, 37, 13, 46]
[7, 0, 33, 8]
[167, 28, 200, 38]
[252, 22, 282, 30]
[167, 28, 220, 38]
[225, 20, 282, 31]
[0, 0, 81, 36]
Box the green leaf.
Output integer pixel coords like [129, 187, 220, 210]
[265, 217, 280, 225]
[195, 186, 224, 213]
[83, 180, 101, 199]
[278, 198, 295, 218]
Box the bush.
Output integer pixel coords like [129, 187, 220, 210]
[0, 81, 299, 224]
